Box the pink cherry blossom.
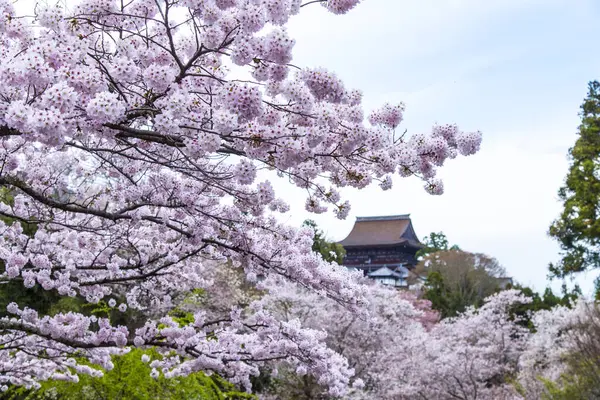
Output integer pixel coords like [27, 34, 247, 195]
[0, 0, 483, 394]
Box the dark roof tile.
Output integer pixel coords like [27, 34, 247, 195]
[338, 215, 422, 247]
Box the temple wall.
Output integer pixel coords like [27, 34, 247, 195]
[343, 246, 418, 268]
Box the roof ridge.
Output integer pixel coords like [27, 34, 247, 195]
[338, 214, 422, 247]
[355, 214, 410, 222]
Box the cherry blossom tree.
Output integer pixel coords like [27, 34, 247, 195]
[394, 290, 532, 400]
[391, 290, 594, 400]
[0, 0, 482, 394]
[258, 280, 436, 399]
[195, 259, 591, 400]
[259, 283, 586, 400]
[515, 299, 600, 399]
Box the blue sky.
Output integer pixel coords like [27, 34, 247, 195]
[277, 0, 600, 293]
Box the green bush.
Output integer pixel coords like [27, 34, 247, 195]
[6, 349, 255, 400]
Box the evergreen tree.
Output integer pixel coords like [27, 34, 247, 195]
[549, 81, 600, 284]
[416, 231, 460, 259]
[508, 283, 580, 330]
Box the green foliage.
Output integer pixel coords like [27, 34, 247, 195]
[0, 281, 143, 331]
[540, 374, 598, 400]
[261, 368, 323, 400]
[6, 349, 255, 400]
[0, 281, 67, 319]
[302, 220, 345, 264]
[0, 188, 68, 319]
[420, 251, 505, 318]
[422, 269, 489, 318]
[421, 271, 455, 318]
[509, 284, 579, 330]
[416, 231, 460, 259]
[540, 345, 600, 400]
[423, 258, 578, 323]
[168, 289, 206, 327]
[549, 81, 600, 281]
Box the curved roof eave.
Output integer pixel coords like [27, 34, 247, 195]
[338, 215, 423, 248]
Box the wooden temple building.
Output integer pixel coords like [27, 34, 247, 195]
[338, 214, 423, 288]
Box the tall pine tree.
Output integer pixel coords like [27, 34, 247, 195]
[549, 81, 600, 283]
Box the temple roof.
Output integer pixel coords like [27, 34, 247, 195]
[367, 266, 405, 279]
[338, 214, 423, 248]
[368, 265, 409, 277]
